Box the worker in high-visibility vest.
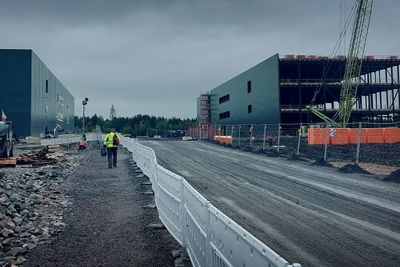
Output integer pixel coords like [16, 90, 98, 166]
[103, 128, 121, 169]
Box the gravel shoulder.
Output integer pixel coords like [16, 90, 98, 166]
[2, 145, 180, 267]
[142, 140, 400, 267]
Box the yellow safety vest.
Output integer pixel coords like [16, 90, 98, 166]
[104, 132, 120, 148]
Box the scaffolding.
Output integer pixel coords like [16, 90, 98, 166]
[279, 55, 400, 124]
[199, 94, 211, 124]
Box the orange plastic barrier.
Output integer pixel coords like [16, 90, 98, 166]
[214, 135, 233, 145]
[383, 128, 400, 143]
[329, 128, 349, 145]
[308, 127, 400, 145]
[348, 128, 367, 144]
[365, 128, 384, 143]
[307, 128, 326, 145]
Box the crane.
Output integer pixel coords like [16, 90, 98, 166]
[307, 0, 373, 128]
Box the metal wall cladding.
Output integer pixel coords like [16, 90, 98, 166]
[208, 54, 281, 125]
[0, 50, 32, 137]
[31, 51, 74, 136]
[0, 49, 74, 137]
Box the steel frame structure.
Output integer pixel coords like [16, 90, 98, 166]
[279, 55, 400, 125]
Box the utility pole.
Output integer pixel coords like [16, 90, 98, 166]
[82, 97, 88, 134]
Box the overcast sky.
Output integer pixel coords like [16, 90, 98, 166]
[1, 0, 398, 119]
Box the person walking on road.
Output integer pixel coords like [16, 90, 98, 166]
[103, 128, 121, 169]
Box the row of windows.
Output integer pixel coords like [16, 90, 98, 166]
[218, 80, 252, 105]
[219, 105, 252, 121]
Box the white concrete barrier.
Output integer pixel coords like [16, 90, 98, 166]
[120, 136, 301, 267]
[40, 133, 101, 146]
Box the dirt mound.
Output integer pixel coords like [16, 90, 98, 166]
[383, 169, 400, 183]
[312, 158, 333, 167]
[338, 164, 370, 174]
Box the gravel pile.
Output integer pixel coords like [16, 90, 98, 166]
[338, 164, 370, 174]
[0, 150, 84, 267]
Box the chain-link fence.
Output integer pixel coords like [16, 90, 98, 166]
[188, 122, 400, 167]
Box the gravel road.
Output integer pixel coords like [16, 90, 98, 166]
[141, 140, 400, 267]
[25, 148, 179, 267]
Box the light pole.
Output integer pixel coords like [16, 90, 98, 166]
[82, 97, 89, 134]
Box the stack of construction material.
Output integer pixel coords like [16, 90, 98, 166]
[0, 157, 17, 168]
[16, 145, 69, 166]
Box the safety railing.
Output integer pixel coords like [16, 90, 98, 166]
[120, 136, 301, 267]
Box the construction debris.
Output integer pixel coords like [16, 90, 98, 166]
[0, 157, 17, 168]
[16, 145, 70, 166]
[0, 145, 83, 267]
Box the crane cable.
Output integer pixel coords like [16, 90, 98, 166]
[309, 1, 357, 107]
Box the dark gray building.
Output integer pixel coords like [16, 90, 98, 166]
[0, 49, 74, 137]
[197, 54, 280, 125]
[198, 53, 400, 125]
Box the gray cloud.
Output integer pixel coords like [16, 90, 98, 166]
[0, 0, 398, 118]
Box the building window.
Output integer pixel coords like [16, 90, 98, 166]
[219, 111, 230, 120]
[219, 94, 230, 104]
[248, 105, 252, 113]
[247, 80, 251, 93]
[45, 80, 49, 93]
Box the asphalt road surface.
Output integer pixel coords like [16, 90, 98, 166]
[141, 140, 400, 267]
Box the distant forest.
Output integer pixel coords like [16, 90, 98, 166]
[74, 114, 196, 137]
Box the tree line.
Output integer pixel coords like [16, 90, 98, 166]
[74, 114, 196, 137]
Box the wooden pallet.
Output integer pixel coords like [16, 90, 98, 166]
[0, 157, 17, 168]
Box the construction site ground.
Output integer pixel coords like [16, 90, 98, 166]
[238, 137, 400, 168]
[1, 144, 180, 267]
[141, 140, 400, 267]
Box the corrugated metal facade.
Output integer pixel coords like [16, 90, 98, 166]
[0, 49, 74, 137]
[198, 54, 280, 125]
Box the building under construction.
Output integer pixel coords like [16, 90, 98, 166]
[197, 53, 400, 126]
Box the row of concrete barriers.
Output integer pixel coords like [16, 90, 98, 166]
[120, 136, 301, 267]
[40, 133, 102, 146]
